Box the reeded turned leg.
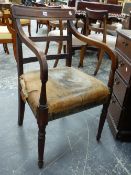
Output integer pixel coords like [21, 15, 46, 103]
[38, 126, 46, 168]
[18, 84, 25, 126]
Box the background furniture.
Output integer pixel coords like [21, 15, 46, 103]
[107, 29, 131, 140]
[107, 0, 118, 4]
[0, 10, 16, 58]
[32, 2, 50, 33]
[122, 2, 131, 14]
[122, 11, 131, 29]
[77, 1, 122, 14]
[78, 8, 117, 76]
[11, 4, 117, 168]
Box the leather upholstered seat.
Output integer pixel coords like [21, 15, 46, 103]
[20, 67, 109, 119]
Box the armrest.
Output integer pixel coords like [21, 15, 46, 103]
[15, 19, 48, 83]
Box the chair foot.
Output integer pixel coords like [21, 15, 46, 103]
[94, 70, 97, 76]
[96, 103, 108, 142]
[38, 160, 44, 169]
[18, 99, 25, 126]
[3, 44, 9, 54]
[78, 62, 83, 68]
[38, 126, 46, 169]
[96, 134, 101, 142]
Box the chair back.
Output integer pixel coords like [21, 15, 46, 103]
[77, 1, 122, 14]
[11, 5, 75, 75]
[11, 5, 116, 86]
[86, 8, 108, 43]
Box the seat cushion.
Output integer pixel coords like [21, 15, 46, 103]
[88, 33, 116, 50]
[48, 29, 86, 46]
[0, 26, 12, 39]
[20, 67, 109, 120]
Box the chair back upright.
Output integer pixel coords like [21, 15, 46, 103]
[11, 5, 75, 74]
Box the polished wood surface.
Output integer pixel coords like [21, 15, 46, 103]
[107, 29, 131, 141]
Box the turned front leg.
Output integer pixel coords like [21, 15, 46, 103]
[38, 126, 46, 168]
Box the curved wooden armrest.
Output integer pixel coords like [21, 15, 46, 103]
[16, 19, 48, 83]
[69, 20, 117, 89]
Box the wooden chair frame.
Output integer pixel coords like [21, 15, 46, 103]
[11, 5, 117, 168]
[79, 9, 109, 73]
[79, 8, 118, 76]
[0, 11, 16, 58]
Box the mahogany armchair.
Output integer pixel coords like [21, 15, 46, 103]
[11, 5, 117, 168]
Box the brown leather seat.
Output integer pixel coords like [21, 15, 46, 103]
[20, 67, 109, 119]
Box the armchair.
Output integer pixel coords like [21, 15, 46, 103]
[11, 5, 117, 168]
